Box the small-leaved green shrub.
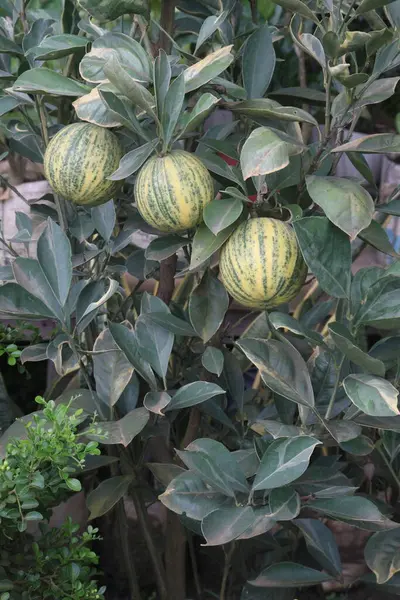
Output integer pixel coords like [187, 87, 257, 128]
[0, 397, 106, 599]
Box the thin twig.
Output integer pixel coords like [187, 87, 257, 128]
[220, 542, 236, 600]
[0, 236, 18, 257]
[0, 174, 30, 206]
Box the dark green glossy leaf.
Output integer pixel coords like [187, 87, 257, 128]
[109, 322, 157, 390]
[162, 73, 185, 149]
[294, 519, 342, 577]
[91, 200, 116, 241]
[28, 34, 88, 60]
[12, 258, 63, 322]
[365, 528, 400, 584]
[294, 217, 351, 298]
[109, 140, 156, 180]
[343, 374, 399, 416]
[88, 408, 149, 446]
[37, 218, 72, 308]
[184, 45, 234, 93]
[87, 476, 133, 520]
[143, 391, 171, 415]
[190, 215, 241, 270]
[93, 328, 134, 407]
[269, 487, 300, 520]
[12, 68, 89, 96]
[249, 562, 333, 587]
[176, 449, 235, 496]
[241, 127, 301, 180]
[230, 99, 318, 127]
[0, 34, 23, 55]
[202, 346, 224, 376]
[154, 49, 171, 120]
[359, 219, 398, 257]
[329, 322, 385, 376]
[201, 506, 254, 545]
[340, 435, 374, 455]
[309, 496, 397, 531]
[142, 312, 197, 336]
[252, 436, 320, 491]
[221, 350, 244, 414]
[236, 338, 314, 408]
[159, 471, 228, 519]
[203, 197, 243, 235]
[135, 313, 174, 378]
[165, 381, 225, 411]
[306, 175, 374, 240]
[243, 24, 275, 99]
[179, 92, 220, 136]
[189, 270, 229, 342]
[145, 235, 188, 261]
[378, 198, 400, 216]
[333, 133, 400, 154]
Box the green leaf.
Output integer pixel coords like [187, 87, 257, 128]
[306, 176, 374, 240]
[333, 133, 400, 154]
[340, 435, 374, 455]
[270, 87, 326, 104]
[365, 527, 400, 584]
[236, 338, 315, 408]
[249, 562, 333, 587]
[310, 496, 397, 531]
[0, 283, 54, 320]
[236, 505, 276, 539]
[162, 73, 185, 149]
[165, 382, 225, 411]
[159, 471, 228, 519]
[176, 449, 235, 497]
[251, 419, 301, 439]
[87, 476, 133, 520]
[350, 266, 383, 319]
[243, 24, 275, 99]
[143, 391, 171, 415]
[184, 45, 234, 93]
[298, 34, 326, 70]
[89, 408, 149, 446]
[93, 329, 134, 407]
[143, 312, 197, 336]
[195, 9, 231, 54]
[104, 55, 157, 121]
[99, 89, 151, 139]
[377, 198, 400, 216]
[201, 506, 254, 545]
[294, 217, 351, 298]
[179, 93, 220, 136]
[359, 219, 398, 258]
[148, 463, 185, 487]
[329, 322, 385, 376]
[202, 346, 224, 376]
[80, 32, 151, 84]
[187, 438, 249, 493]
[269, 487, 300, 520]
[145, 235, 188, 261]
[12, 68, 89, 96]
[356, 0, 397, 14]
[343, 374, 399, 417]
[294, 519, 342, 577]
[91, 200, 116, 242]
[24, 511, 44, 521]
[12, 258, 64, 322]
[135, 314, 174, 378]
[79, 0, 148, 21]
[241, 127, 302, 180]
[28, 34, 88, 60]
[108, 140, 156, 181]
[76, 278, 118, 328]
[190, 217, 241, 270]
[0, 35, 23, 56]
[252, 436, 320, 491]
[154, 49, 171, 120]
[354, 274, 400, 327]
[189, 271, 229, 342]
[203, 197, 243, 235]
[323, 420, 362, 443]
[382, 430, 400, 461]
[323, 31, 340, 58]
[109, 322, 157, 390]
[37, 218, 72, 308]
[241, 585, 294, 600]
[66, 478, 81, 492]
[229, 99, 318, 127]
[221, 350, 244, 414]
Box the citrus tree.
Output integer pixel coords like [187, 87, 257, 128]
[1, 0, 400, 598]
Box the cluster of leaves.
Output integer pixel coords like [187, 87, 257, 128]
[0, 396, 105, 599]
[1, 0, 400, 598]
[0, 322, 41, 371]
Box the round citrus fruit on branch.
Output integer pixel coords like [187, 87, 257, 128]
[219, 217, 307, 309]
[135, 150, 214, 232]
[44, 123, 123, 207]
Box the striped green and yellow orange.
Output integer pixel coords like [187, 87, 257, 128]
[219, 217, 307, 309]
[135, 150, 214, 232]
[44, 122, 123, 206]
